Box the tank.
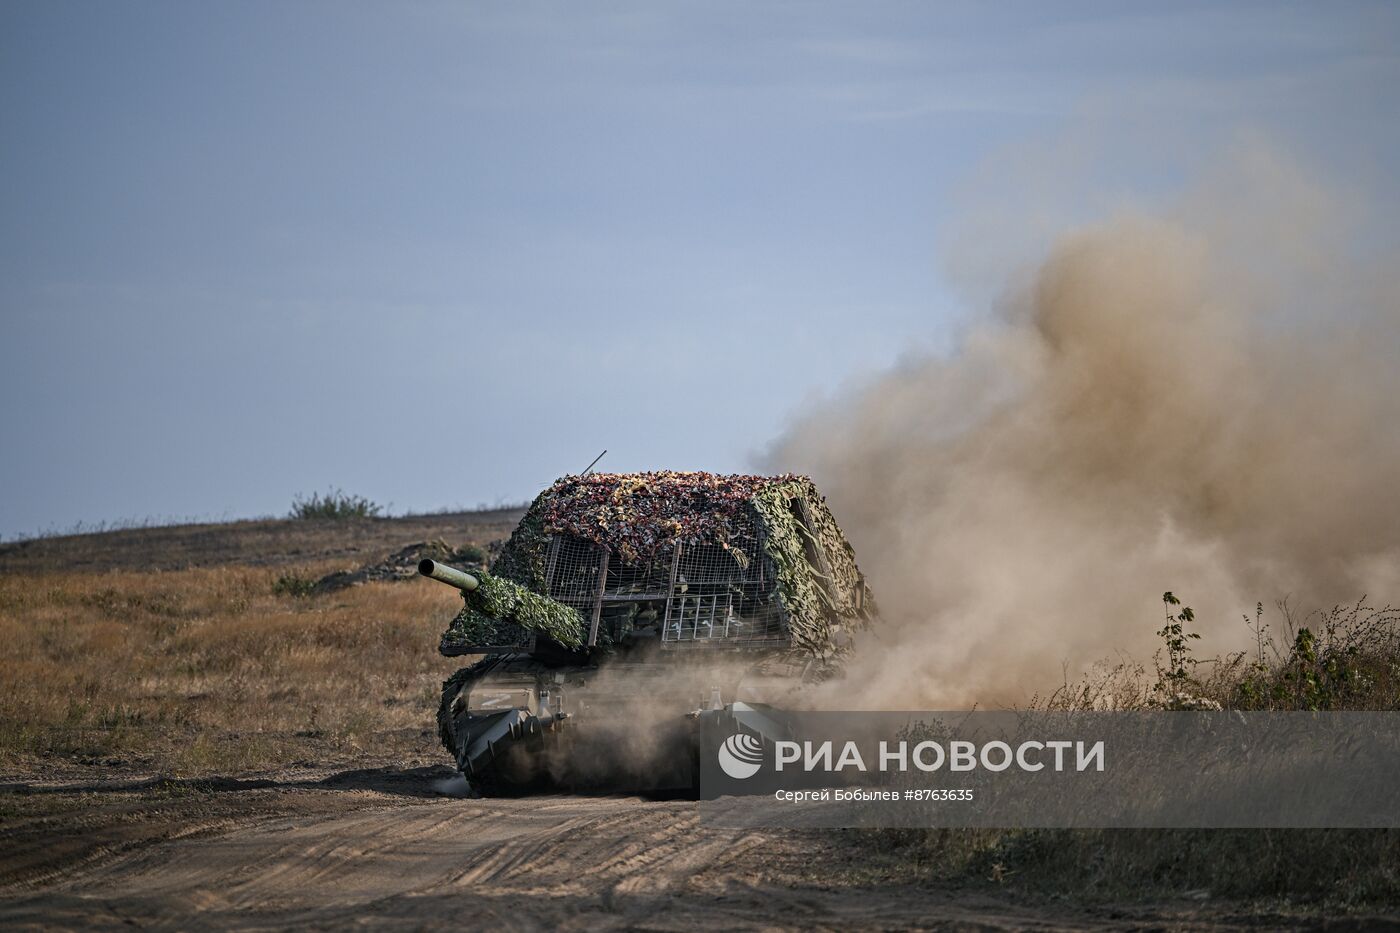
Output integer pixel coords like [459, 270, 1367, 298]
[422, 471, 877, 793]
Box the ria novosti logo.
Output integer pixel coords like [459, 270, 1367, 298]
[717, 733, 764, 779]
[716, 732, 1107, 781]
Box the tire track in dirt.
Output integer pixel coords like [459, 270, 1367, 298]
[0, 784, 1335, 931]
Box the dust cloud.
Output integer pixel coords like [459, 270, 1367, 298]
[765, 145, 1400, 706]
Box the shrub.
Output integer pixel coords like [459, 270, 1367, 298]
[289, 489, 383, 521]
[456, 542, 487, 565]
[1227, 598, 1400, 711]
[271, 572, 316, 598]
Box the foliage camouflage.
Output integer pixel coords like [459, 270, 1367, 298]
[486, 493, 552, 593]
[439, 568, 585, 652]
[751, 479, 870, 654]
[480, 471, 873, 657]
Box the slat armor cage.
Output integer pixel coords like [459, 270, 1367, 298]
[542, 519, 790, 649]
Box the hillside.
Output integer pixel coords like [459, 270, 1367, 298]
[0, 508, 526, 576]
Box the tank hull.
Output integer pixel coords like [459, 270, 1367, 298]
[437, 653, 817, 793]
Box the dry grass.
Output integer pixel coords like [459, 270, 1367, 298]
[1030, 597, 1400, 713]
[0, 564, 464, 776]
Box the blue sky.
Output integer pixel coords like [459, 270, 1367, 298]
[2, 1, 1397, 536]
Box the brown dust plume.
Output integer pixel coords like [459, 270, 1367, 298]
[765, 147, 1400, 706]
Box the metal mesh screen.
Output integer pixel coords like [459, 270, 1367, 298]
[545, 535, 604, 615]
[604, 553, 672, 599]
[544, 519, 789, 649]
[663, 540, 787, 646]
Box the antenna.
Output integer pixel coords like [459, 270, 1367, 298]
[580, 449, 607, 477]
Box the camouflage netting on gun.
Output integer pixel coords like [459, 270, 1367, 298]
[439, 568, 585, 652]
[487, 471, 874, 656]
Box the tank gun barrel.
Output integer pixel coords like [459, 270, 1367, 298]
[418, 559, 480, 592]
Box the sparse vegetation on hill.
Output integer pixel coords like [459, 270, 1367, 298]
[0, 506, 523, 575]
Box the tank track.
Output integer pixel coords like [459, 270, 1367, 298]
[437, 668, 469, 758]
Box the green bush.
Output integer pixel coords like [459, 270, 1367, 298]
[456, 542, 487, 564]
[271, 572, 316, 598]
[289, 489, 383, 521]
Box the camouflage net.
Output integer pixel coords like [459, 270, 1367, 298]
[479, 471, 873, 657]
[440, 568, 585, 651]
[752, 479, 871, 655]
[535, 471, 802, 561]
[488, 493, 552, 592]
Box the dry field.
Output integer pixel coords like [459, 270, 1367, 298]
[0, 562, 464, 777]
[0, 509, 521, 779]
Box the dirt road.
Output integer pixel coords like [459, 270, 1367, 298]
[0, 767, 1326, 931]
